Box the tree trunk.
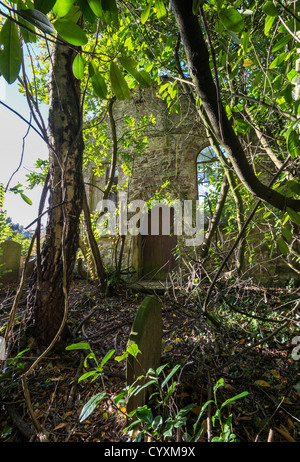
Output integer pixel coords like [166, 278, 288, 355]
[82, 188, 107, 288]
[170, 0, 300, 212]
[25, 39, 84, 348]
[200, 174, 229, 260]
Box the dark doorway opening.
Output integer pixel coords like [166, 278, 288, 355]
[142, 204, 178, 280]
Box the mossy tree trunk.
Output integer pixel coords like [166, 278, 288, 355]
[25, 39, 84, 348]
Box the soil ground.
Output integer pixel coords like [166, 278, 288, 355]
[0, 278, 299, 443]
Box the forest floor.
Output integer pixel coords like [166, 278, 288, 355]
[0, 277, 299, 443]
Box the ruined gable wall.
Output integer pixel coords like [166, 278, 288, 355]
[113, 85, 208, 203]
[83, 85, 299, 285]
[83, 84, 209, 278]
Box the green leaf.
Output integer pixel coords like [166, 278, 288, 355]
[286, 128, 300, 159]
[102, 0, 118, 14]
[53, 0, 76, 17]
[141, 3, 151, 24]
[18, 16, 37, 44]
[84, 351, 96, 368]
[263, 1, 279, 17]
[63, 6, 82, 24]
[91, 72, 107, 98]
[78, 0, 96, 23]
[161, 364, 181, 388]
[114, 352, 128, 362]
[272, 34, 292, 52]
[133, 379, 157, 396]
[277, 237, 289, 255]
[264, 14, 275, 35]
[241, 30, 250, 51]
[219, 7, 244, 33]
[100, 349, 115, 368]
[20, 193, 32, 205]
[220, 391, 249, 409]
[87, 0, 103, 17]
[34, 0, 56, 14]
[213, 377, 225, 393]
[154, 0, 167, 19]
[102, 0, 119, 26]
[281, 227, 293, 242]
[164, 381, 176, 402]
[152, 415, 163, 430]
[163, 420, 174, 437]
[73, 54, 85, 79]
[136, 69, 152, 87]
[155, 364, 168, 375]
[0, 19, 22, 84]
[175, 403, 196, 418]
[66, 342, 91, 351]
[118, 57, 152, 87]
[53, 19, 88, 45]
[88, 62, 107, 99]
[79, 392, 106, 422]
[136, 405, 153, 424]
[110, 61, 131, 100]
[269, 52, 286, 69]
[288, 181, 300, 197]
[286, 207, 300, 228]
[287, 69, 298, 83]
[114, 390, 127, 404]
[193, 400, 214, 433]
[78, 370, 99, 382]
[226, 30, 241, 45]
[17, 9, 54, 35]
[127, 342, 140, 357]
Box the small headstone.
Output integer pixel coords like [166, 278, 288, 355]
[126, 295, 162, 414]
[26, 258, 36, 277]
[0, 240, 22, 284]
[20, 257, 36, 278]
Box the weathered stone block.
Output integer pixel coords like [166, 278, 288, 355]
[126, 295, 162, 414]
[0, 240, 22, 284]
[20, 257, 36, 278]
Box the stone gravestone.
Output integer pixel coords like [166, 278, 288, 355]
[126, 295, 162, 414]
[0, 240, 22, 284]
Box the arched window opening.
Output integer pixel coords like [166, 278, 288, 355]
[197, 145, 221, 202]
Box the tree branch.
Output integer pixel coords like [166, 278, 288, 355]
[170, 0, 300, 212]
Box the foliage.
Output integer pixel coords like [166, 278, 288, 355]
[191, 377, 249, 442]
[2, 0, 299, 274]
[26, 158, 49, 190]
[0, 184, 33, 257]
[0, 348, 29, 398]
[65, 340, 249, 442]
[0, 184, 13, 243]
[0, 2, 299, 442]
[65, 341, 131, 423]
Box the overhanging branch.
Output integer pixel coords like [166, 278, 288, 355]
[170, 0, 300, 212]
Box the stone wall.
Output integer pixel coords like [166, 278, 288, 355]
[84, 84, 209, 278]
[85, 85, 208, 205]
[113, 85, 207, 202]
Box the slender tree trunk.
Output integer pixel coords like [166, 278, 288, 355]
[82, 188, 107, 288]
[200, 175, 229, 260]
[25, 39, 84, 348]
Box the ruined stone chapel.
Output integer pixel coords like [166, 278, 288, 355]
[84, 84, 298, 286]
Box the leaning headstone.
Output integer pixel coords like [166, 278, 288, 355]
[126, 295, 162, 414]
[20, 257, 36, 278]
[0, 240, 22, 284]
